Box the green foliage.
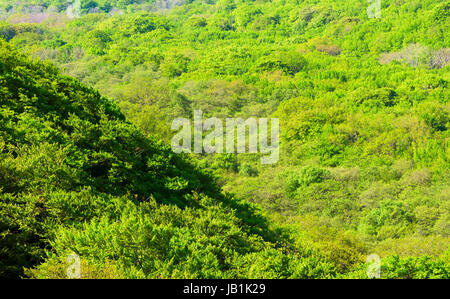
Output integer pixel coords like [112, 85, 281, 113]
[285, 166, 329, 195]
[345, 252, 450, 279]
[1, 0, 449, 279]
[254, 51, 307, 75]
[0, 39, 280, 278]
[358, 200, 414, 239]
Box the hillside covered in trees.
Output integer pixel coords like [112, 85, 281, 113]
[0, 0, 449, 279]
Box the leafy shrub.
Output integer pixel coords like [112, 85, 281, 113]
[358, 200, 414, 239]
[285, 165, 329, 195]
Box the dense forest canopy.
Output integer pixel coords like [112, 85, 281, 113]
[0, 0, 449, 279]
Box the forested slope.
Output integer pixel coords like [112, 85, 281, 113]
[0, 39, 296, 278]
[0, 0, 449, 279]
